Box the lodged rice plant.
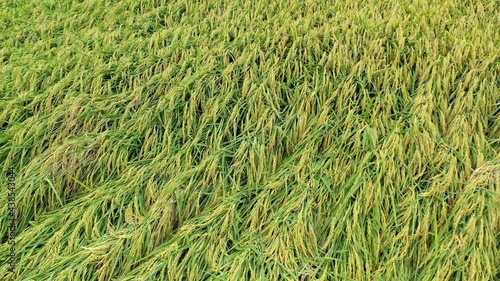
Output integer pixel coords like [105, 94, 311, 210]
[0, 0, 499, 280]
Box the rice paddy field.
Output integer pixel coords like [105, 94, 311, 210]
[0, 0, 499, 280]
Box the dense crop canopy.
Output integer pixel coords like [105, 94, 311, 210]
[0, 0, 499, 280]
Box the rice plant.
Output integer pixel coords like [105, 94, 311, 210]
[0, 0, 499, 280]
